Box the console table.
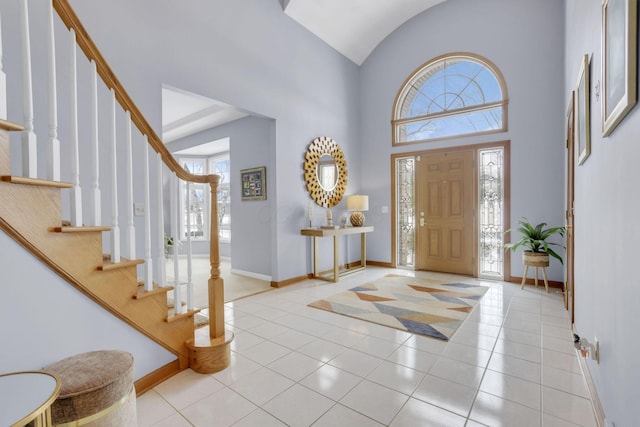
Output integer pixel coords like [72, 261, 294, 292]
[0, 371, 61, 427]
[301, 226, 373, 282]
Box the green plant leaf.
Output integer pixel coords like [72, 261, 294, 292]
[503, 217, 565, 264]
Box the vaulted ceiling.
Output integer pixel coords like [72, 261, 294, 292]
[282, 0, 447, 65]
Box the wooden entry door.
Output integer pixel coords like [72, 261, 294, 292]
[565, 96, 576, 323]
[415, 150, 475, 275]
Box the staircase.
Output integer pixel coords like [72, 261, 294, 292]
[0, 0, 232, 392]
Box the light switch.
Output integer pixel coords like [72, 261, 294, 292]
[134, 203, 145, 216]
[381, 206, 389, 214]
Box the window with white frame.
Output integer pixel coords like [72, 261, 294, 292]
[179, 154, 231, 242]
[392, 53, 508, 144]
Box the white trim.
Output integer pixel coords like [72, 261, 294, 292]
[573, 325, 606, 427]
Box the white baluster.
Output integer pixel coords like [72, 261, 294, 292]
[171, 173, 182, 314]
[47, 0, 60, 181]
[124, 112, 135, 259]
[69, 29, 82, 226]
[0, 10, 7, 120]
[143, 141, 153, 291]
[20, 0, 37, 178]
[155, 152, 166, 286]
[109, 89, 120, 263]
[185, 181, 193, 311]
[89, 60, 101, 226]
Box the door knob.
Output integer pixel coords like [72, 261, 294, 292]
[420, 218, 425, 226]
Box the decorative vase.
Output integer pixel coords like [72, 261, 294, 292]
[522, 251, 549, 267]
[350, 211, 365, 227]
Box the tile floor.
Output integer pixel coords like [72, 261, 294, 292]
[137, 267, 597, 426]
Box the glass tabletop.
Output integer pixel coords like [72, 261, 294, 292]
[0, 371, 60, 426]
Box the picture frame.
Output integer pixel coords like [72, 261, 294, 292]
[576, 54, 591, 165]
[602, 0, 637, 136]
[240, 166, 266, 201]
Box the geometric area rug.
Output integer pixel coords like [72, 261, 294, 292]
[308, 274, 489, 341]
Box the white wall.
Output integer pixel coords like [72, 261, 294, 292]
[565, 1, 640, 425]
[0, 231, 175, 378]
[360, 0, 567, 281]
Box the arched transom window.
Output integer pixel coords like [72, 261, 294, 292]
[393, 53, 508, 145]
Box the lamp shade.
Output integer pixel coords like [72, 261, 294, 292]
[347, 195, 369, 212]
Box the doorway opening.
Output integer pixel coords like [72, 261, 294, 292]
[392, 141, 510, 279]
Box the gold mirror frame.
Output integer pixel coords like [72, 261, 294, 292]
[303, 136, 348, 207]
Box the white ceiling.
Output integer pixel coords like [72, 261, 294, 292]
[172, 137, 230, 156]
[283, 0, 447, 65]
[162, 1, 446, 147]
[162, 86, 248, 144]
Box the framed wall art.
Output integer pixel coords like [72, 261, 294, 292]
[240, 166, 266, 201]
[576, 54, 591, 165]
[602, 0, 637, 136]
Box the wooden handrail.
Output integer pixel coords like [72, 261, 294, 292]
[52, 0, 218, 187]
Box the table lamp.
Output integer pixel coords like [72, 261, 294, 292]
[347, 195, 368, 227]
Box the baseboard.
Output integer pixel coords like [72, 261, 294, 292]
[272, 260, 392, 288]
[367, 260, 393, 268]
[134, 359, 182, 396]
[271, 274, 309, 288]
[230, 268, 272, 282]
[573, 326, 606, 427]
[508, 276, 563, 289]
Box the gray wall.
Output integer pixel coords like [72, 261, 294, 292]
[360, 0, 567, 281]
[565, 1, 640, 425]
[167, 115, 274, 277]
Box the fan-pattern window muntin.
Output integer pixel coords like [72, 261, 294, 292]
[393, 53, 508, 145]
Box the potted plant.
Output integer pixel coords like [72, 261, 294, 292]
[164, 233, 182, 257]
[504, 218, 565, 267]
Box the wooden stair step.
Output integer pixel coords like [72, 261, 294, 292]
[0, 119, 24, 132]
[134, 282, 173, 300]
[1, 175, 73, 188]
[167, 308, 201, 323]
[99, 258, 144, 271]
[185, 328, 234, 374]
[53, 225, 111, 233]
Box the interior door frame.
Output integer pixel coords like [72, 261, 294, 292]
[566, 93, 576, 323]
[391, 140, 511, 279]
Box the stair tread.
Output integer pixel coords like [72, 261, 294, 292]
[1, 175, 73, 188]
[134, 282, 174, 300]
[0, 119, 24, 132]
[99, 257, 144, 271]
[53, 225, 111, 233]
[167, 307, 202, 323]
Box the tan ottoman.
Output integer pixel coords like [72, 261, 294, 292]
[43, 350, 136, 426]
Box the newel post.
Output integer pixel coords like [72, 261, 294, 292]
[208, 175, 225, 339]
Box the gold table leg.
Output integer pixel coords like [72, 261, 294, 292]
[333, 235, 339, 282]
[313, 236, 318, 278]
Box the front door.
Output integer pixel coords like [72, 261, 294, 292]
[415, 150, 475, 275]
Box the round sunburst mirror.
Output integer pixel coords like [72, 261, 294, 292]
[303, 136, 348, 208]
